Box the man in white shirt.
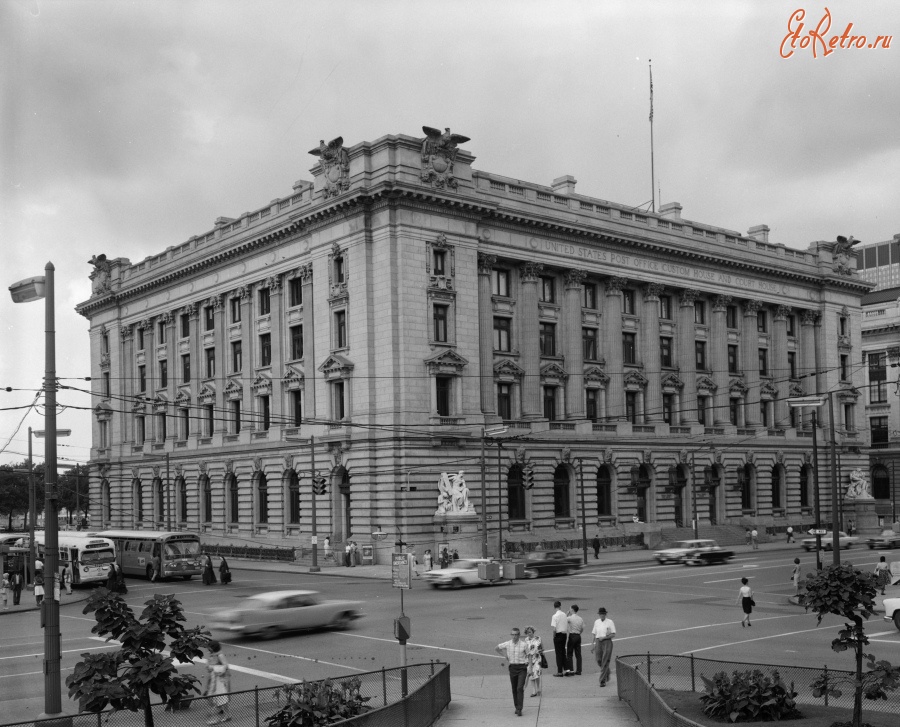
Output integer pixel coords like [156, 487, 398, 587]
[591, 607, 616, 687]
[495, 627, 529, 716]
[550, 600, 568, 676]
[565, 604, 585, 675]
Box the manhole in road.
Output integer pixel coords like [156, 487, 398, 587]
[498, 594, 528, 599]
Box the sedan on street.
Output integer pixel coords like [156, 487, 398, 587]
[518, 550, 583, 578]
[866, 530, 900, 549]
[421, 558, 501, 589]
[654, 539, 733, 565]
[208, 590, 363, 639]
[800, 532, 857, 551]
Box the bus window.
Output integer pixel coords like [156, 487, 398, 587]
[140, 542, 153, 553]
[81, 549, 115, 565]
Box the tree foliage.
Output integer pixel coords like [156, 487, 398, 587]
[0, 461, 45, 529]
[800, 563, 900, 727]
[266, 678, 371, 727]
[66, 589, 211, 727]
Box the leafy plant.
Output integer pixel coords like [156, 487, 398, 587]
[801, 563, 900, 727]
[266, 677, 371, 727]
[66, 588, 212, 727]
[699, 668, 801, 723]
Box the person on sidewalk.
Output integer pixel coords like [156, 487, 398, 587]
[203, 554, 218, 585]
[523, 625, 544, 697]
[34, 572, 45, 606]
[423, 549, 433, 571]
[344, 543, 352, 567]
[786, 526, 794, 543]
[875, 555, 891, 595]
[791, 558, 802, 596]
[494, 626, 529, 716]
[745, 529, 752, 546]
[61, 564, 72, 595]
[565, 604, 584, 675]
[11, 571, 23, 606]
[203, 640, 232, 724]
[1, 572, 9, 609]
[550, 600, 568, 677]
[219, 557, 232, 585]
[591, 534, 601, 559]
[737, 577, 754, 627]
[750, 529, 759, 549]
[590, 607, 616, 687]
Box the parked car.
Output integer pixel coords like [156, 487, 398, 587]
[654, 539, 733, 565]
[800, 531, 857, 552]
[866, 530, 900, 550]
[421, 558, 500, 589]
[518, 550, 582, 579]
[883, 589, 900, 630]
[208, 590, 363, 639]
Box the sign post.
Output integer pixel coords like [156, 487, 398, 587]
[391, 552, 412, 697]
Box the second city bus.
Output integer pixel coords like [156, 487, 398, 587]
[95, 530, 204, 580]
[35, 533, 116, 585]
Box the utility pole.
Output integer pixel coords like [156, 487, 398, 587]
[309, 436, 319, 572]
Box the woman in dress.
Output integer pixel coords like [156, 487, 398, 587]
[203, 641, 231, 724]
[202, 555, 217, 585]
[33, 571, 45, 606]
[874, 555, 891, 595]
[523, 625, 544, 697]
[61, 564, 73, 595]
[106, 563, 118, 592]
[791, 558, 802, 596]
[219, 557, 232, 585]
[737, 577, 753, 627]
[423, 549, 433, 572]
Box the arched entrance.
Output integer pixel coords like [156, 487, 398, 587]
[872, 465, 890, 500]
[668, 466, 687, 526]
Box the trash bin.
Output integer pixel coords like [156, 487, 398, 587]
[478, 562, 501, 581]
[361, 544, 374, 566]
[502, 562, 525, 580]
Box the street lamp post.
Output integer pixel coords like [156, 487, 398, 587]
[480, 426, 506, 558]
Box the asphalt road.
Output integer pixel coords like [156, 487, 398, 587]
[2, 547, 899, 723]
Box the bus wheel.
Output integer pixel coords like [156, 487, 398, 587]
[182, 575, 193, 581]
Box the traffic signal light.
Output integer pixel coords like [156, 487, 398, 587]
[522, 467, 534, 490]
[312, 476, 328, 496]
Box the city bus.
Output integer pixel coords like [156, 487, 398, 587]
[35, 533, 116, 585]
[95, 530, 204, 580]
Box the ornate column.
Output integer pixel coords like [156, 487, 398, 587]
[266, 275, 284, 427]
[642, 283, 663, 422]
[773, 305, 791, 427]
[741, 300, 763, 427]
[239, 285, 255, 432]
[163, 311, 176, 440]
[520, 262, 543, 419]
[140, 318, 156, 440]
[564, 269, 586, 419]
[676, 289, 700, 424]
[211, 294, 227, 433]
[121, 325, 134, 443]
[604, 277, 626, 421]
[800, 310, 819, 429]
[477, 253, 497, 417]
[710, 295, 731, 425]
[183, 302, 200, 437]
[300, 263, 316, 418]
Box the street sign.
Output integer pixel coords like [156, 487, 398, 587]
[311, 535, 318, 545]
[392, 553, 412, 589]
[809, 529, 827, 535]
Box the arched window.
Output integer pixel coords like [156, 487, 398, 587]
[287, 470, 300, 524]
[596, 467, 612, 517]
[227, 473, 239, 524]
[133, 478, 144, 521]
[507, 464, 526, 521]
[153, 477, 164, 523]
[176, 476, 187, 523]
[632, 465, 652, 522]
[257, 472, 269, 524]
[799, 465, 810, 508]
[101, 479, 111, 523]
[873, 466, 890, 500]
[199, 474, 211, 522]
[771, 465, 784, 509]
[553, 465, 571, 518]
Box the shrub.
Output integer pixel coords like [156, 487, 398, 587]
[699, 668, 802, 723]
[265, 677, 371, 727]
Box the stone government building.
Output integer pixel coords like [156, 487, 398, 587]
[76, 128, 872, 560]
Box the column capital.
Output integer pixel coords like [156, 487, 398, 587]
[261, 274, 283, 291]
[800, 309, 819, 326]
[743, 299, 764, 316]
[160, 311, 175, 327]
[679, 288, 701, 306]
[207, 294, 225, 310]
[644, 282, 664, 301]
[774, 304, 791, 321]
[520, 262, 544, 283]
[181, 302, 199, 318]
[477, 253, 497, 274]
[233, 285, 250, 299]
[120, 324, 134, 341]
[712, 295, 732, 312]
[564, 269, 587, 289]
[606, 276, 628, 295]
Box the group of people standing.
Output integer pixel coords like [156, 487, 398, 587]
[496, 603, 616, 716]
[202, 555, 232, 585]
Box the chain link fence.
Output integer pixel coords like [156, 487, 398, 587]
[201, 543, 296, 562]
[617, 653, 900, 726]
[2, 663, 449, 727]
[502, 534, 644, 555]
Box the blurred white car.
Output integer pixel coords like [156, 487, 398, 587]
[654, 539, 733, 565]
[866, 530, 900, 550]
[801, 531, 857, 552]
[209, 590, 363, 639]
[421, 558, 499, 589]
[883, 590, 900, 630]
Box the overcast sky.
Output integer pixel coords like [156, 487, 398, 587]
[1, 0, 898, 469]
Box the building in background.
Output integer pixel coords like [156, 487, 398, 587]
[76, 129, 874, 559]
[857, 236, 900, 291]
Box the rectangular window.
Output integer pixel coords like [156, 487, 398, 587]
[840, 354, 848, 380]
[623, 332, 636, 364]
[839, 316, 847, 335]
[786, 314, 796, 337]
[695, 341, 707, 371]
[729, 399, 740, 426]
[136, 416, 145, 444]
[436, 376, 452, 416]
[205, 404, 215, 436]
[493, 317, 511, 352]
[232, 400, 241, 434]
[180, 408, 189, 441]
[101, 331, 109, 354]
[660, 336, 673, 367]
[697, 396, 708, 426]
[543, 386, 557, 421]
[759, 400, 769, 427]
[159, 359, 168, 388]
[99, 420, 108, 449]
[726, 305, 738, 329]
[433, 249, 446, 276]
[290, 325, 303, 360]
[869, 351, 887, 403]
[181, 354, 191, 383]
[870, 416, 888, 443]
[332, 381, 346, 420]
[231, 341, 242, 373]
[258, 287, 271, 316]
[157, 320, 167, 344]
[659, 295, 672, 320]
[103, 372, 111, 398]
[230, 297, 242, 323]
[582, 327, 598, 360]
[539, 322, 556, 356]
[844, 404, 855, 431]
[433, 304, 449, 342]
[204, 306, 215, 331]
[288, 277, 303, 307]
[260, 395, 270, 431]
[492, 269, 510, 297]
[180, 313, 190, 338]
[205, 348, 215, 378]
[334, 255, 345, 284]
[582, 283, 597, 309]
[138, 365, 147, 393]
[260, 333, 272, 367]
[539, 276, 555, 303]
[625, 391, 638, 423]
[787, 351, 797, 379]
[662, 394, 674, 424]
[694, 300, 706, 324]
[728, 345, 739, 374]
[335, 311, 347, 348]
[498, 383, 512, 420]
[291, 391, 302, 427]
[137, 327, 145, 350]
[757, 310, 767, 332]
[158, 412, 167, 442]
[586, 389, 598, 422]
[758, 348, 768, 376]
[622, 289, 636, 315]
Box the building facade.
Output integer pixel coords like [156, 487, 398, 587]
[857, 235, 900, 291]
[76, 130, 873, 559]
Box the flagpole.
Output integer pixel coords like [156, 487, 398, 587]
[649, 59, 656, 214]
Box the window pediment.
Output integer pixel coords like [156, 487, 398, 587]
[696, 375, 717, 394]
[174, 389, 191, 408]
[424, 348, 468, 375]
[251, 374, 272, 395]
[152, 395, 168, 413]
[584, 365, 609, 386]
[624, 370, 648, 388]
[283, 365, 305, 391]
[131, 396, 147, 414]
[494, 358, 525, 382]
[94, 401, 113, 421]
[661, 372, 683, 390]
[225, 378, 243, 400]
[760, 381, 778, 399]
[540, 361, 568, 385]
[198, 383, 216, 405]
[729, 378, 749, 395]
[318, 353, 355, 380]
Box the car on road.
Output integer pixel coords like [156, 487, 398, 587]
[208, 590, 363, 639]
[421, 558, 501, 589]
[883, 589, 900, 630]
[518, 550, 582, 578]
[866, 530, 900, 549]
[654, 539, 733, 565]
[800, 531, 857, 551]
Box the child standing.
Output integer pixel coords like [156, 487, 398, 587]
[1, 572, 9, 609]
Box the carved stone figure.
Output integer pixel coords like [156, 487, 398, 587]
[309, 137, 350, 198]
[845, 467, 873, 500]
[420, 126, 470, 190]
[88, 254, 112, 296]
[435, 470, 475, 515]
[832, 235, 861, 276]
